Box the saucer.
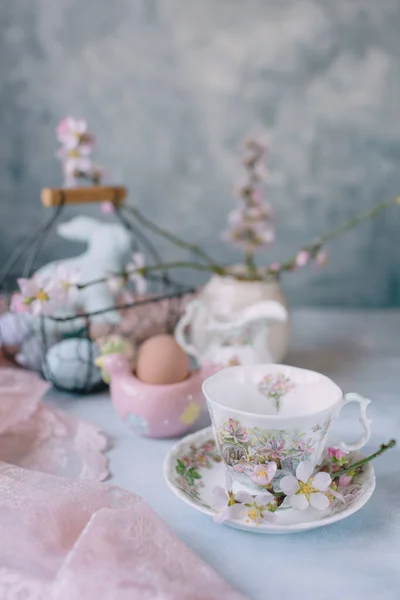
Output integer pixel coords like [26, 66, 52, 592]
[163, 426, 376, 534]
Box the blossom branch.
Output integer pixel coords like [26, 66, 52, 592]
[77, 260, 225, 290]
[267, 196, 400, 277]
[332, 439, 396, 478]
[122, 205, 224, 272]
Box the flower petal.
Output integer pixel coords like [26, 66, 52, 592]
[267, 461, 277, 481]
[212, 486, 227, 509]
[329, 489, 346, 503]
[261, 511, 278, 524]
[228, 503, 246, 520]
[309, 492, 330, 511]
[279, 475, 299, 496]
[312, 471, 332, 491]
[17, 278, 36, 296]
[289, 493, 309, 510]
[254, 492, 274, 506]
[213, 508, 230, 524]
[339, 474, 352, 487]
[296, 460, 314, 483]
[234, 490, 253, 504]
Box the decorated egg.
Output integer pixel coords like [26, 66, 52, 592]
[43, 338, 102, 391]
[136, 334, 189, 385]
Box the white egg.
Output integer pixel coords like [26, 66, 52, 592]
[43, 338, 102, 392]
[0, 312, 31, 346]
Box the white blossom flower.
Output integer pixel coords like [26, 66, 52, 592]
[57, 145, 93, 177]
[280, 461, 332, 511]
[16, 276, 55, 316]
[126, 252, 147, 295]
[107, 273, 127, 294]
[234, 490, 278, 525]
[52, 264, 81, 305]
[212, 471, 245, 523]
[212, 471, 277, 525]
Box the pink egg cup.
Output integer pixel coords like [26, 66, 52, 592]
[103, 353, 219, 438]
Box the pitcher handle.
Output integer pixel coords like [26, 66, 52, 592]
[174, 300, 202, 360]
[336, 393, 372, 452]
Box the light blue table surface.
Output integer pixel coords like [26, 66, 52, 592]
[47, 308, 400, 600]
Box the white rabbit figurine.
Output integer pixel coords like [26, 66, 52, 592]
[35, 216, 133, 326]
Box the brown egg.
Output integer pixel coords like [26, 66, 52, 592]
[136, 334, 190, 385]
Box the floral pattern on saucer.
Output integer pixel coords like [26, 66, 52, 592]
[174, 439, 222, 509]
[258, 372, 295, 411]
[164, 427, 376, 534]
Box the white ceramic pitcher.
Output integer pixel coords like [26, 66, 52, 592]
[175, 299, 287, 367]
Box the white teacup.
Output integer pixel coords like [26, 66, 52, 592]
[202, 364, 372, 489]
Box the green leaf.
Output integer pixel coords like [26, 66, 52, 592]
[187, 468, 201, 480]
[176, 460, 186, 476]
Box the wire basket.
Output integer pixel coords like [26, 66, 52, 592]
[0, 186, 195, 394]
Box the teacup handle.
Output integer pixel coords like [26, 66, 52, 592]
[336, 392, 372, 452]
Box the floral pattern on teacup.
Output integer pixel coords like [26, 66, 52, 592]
[215, 416, 331, 489]
[258, 372, 295, 411]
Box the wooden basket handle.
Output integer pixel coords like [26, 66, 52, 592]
[41, 186, 127, 207]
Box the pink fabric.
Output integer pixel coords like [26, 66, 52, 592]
[0, 465, 245, 599]
[0, 368, 109, 480]
[0, 368, 244, 599]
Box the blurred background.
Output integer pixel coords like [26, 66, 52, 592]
[1, 0, 400, 306]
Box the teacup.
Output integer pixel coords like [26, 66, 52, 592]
[202, 364, 372, 489]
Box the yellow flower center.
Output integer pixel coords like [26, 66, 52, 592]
[68, 149, 80, 158]
[36, 289, 49, 302]
[297, 479, 318, 501]
[248, 508, 258, 522]
[257, 469, 267, 478]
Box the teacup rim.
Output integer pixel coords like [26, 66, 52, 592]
[202, 364, 343, 420]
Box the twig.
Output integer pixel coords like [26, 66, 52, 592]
[333, 439, 396, 478]
[123, 205, 224, 272]
[268, 196, 400, 277]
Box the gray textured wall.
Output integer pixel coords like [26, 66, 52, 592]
[1, 0, 400, 306]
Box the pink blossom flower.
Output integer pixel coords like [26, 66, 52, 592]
[101, 201, 115, 214]
[328, 447, 346, 461]
[268, 262, 281, 273]
[295, 250, 310, 268]
[52, 264, 81, 305]
[223, 209, 275, 253]
[16, 277, 55, 316]
[56, 117, 94, 151]
[339, 474, 353, 487]
[251, 462, 277, 486]
[126, 252, 147, 295]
